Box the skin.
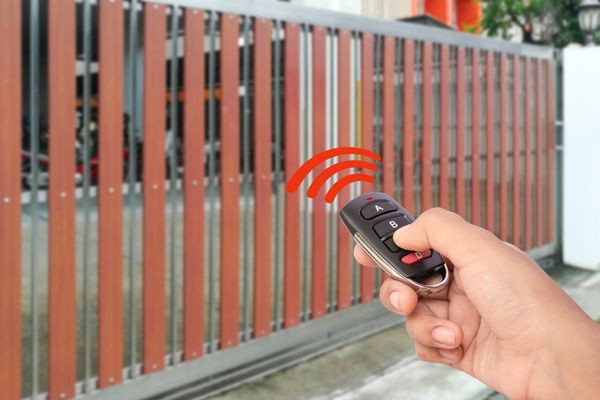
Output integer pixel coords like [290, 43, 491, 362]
[354, 208, 600, 400]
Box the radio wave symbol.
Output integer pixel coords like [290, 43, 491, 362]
[286, 147, 381, 203]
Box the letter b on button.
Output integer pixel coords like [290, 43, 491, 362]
[373, 216, 409, 238]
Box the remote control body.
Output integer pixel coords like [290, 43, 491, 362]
[339, 192, 450, 297]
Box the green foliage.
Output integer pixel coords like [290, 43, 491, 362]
[479, 0, 598, 47]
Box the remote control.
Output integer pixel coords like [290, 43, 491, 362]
[339, 192, 450, 297]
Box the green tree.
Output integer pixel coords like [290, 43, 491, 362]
[477, 0, 597, 48]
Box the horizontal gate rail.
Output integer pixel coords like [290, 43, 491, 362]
[144, 0, 554, 59]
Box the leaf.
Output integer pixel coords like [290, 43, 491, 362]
[479, 0, 587, 47]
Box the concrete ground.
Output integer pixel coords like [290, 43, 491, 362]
[211, 265, 600, 400]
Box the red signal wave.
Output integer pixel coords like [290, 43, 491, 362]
[286, 147, 381, 203]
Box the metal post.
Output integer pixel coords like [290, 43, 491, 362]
[326, 28, 336, 313]
[241, 14, 252, 342]
[351, 32, 359, 304]
[373, 34, 382, 291]
[206, 10, 218, 352]
[81, 0, 93, 393]
[395, 38, 403, 202]
[29, 0, 41, 396]
[301, 24, 312, 322]
[168, 4, 181, 365]
[273, 19, 284, 330]
[414, 41, 422, 214]
[127, 0, 140, 378]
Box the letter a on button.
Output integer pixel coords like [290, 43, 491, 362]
[375, 205, 384, 212]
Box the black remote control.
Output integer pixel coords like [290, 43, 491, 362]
[339, 192, 450, 297]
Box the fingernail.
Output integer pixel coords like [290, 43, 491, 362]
[432, 326, 456, 346]
[438, 348, 460, 361]
[389, 291, 404, 313]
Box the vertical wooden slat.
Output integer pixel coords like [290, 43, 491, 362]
[183, 8, 205, 360]
[311, 26, 328, 318]
[455, 47, 466, 217]
[143, 3, 167, 372]
[253, 18, 273, 336]
[421, 42, 433, 211]
[402, 40, 415, 213]
[524, 58, 533, 249]
[470, 49, 481, 225]
[337, 30, 352, 310]
[284, 22, 302, 326]
[360, 33, 375, 302]
[512, 55, 521, 247]
[382, 37, 396, 197]
[380, 36, 395, 282]
[439, 44, 450, 209]
[535, 59, 544, 247]
[499, 54, 508, 241]
[220, 13, 241, 347]
[98, 0, 124, 386]
[485, 51, 495, 233]
[48, 0, 77, 396]
[0, 0, 21, 398]
[546, 61, 555, 244]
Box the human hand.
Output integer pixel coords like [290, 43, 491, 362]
[354, 208, 600, 399]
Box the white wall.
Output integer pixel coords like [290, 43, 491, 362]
[563, 47, 600, 270]
[290, 0, 362, 15]
[286, 0, 413, 19]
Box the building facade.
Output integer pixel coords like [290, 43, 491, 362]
[290, 0, 482, 31]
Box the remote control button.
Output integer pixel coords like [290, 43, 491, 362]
[373, 216, 409, 238]
[384, 237, 401, 253]
[400, 249, 433, 265]
[360, 200, 397, 220]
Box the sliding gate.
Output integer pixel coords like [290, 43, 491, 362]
[0, 0, 557, 399]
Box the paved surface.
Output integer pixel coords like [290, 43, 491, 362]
[212, 265, 600, 400]
[331, 359, 489, 400]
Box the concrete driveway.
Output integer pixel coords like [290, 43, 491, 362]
[213, 265, 600, 400]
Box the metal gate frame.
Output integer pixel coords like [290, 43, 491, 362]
[0, 0, 561, 399]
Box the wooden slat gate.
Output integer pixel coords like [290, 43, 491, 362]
[0, 0, 558, 399]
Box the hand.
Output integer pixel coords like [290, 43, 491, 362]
[354, 208, 600, 399]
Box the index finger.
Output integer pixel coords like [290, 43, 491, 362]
[353, 245, 377, 268]
[392, 207, 505, 268]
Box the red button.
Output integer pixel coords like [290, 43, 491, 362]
[400, 249, 432, 265]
